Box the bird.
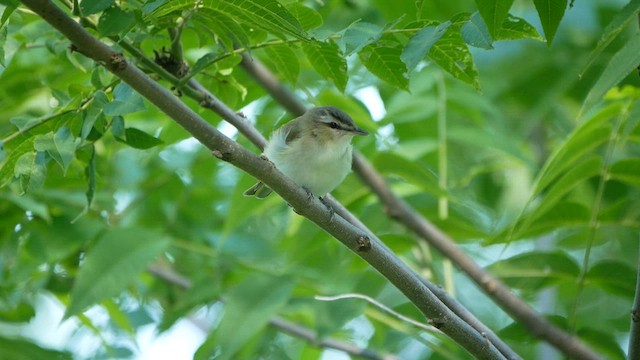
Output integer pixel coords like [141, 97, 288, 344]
[244, 106, 368, 200]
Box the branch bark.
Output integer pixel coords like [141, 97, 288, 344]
[20, 0, 504, 358]
[238, 51, 602, 360]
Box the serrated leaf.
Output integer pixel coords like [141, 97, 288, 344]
[262, 45, 299, 84]
[64, 228, 171, 318]
[194, 274, 294, 360]
[97, 6, 135, 36]
[582, 35, 640, 114]
[301, 40, 347, 92]
[285, 3, 322, 30]
[341, 22, 383, 56]
[533, 0, 567, 46]
[80, 0, 114, 15]
[429, 25, 480, 90]
[153, 0, 307, 40]
[581, 0, 640, 76]
[104, 83, 146, 116]
[196, 9, 251, 50]
[401, 22, 451, 70]
[15, 151, 46, 194]
[33, 127, 76, 174]
[461, 12, 493, 49]
[116, 128, 164, 150]
[609, 158, 640, 186]
[495, 15, 543, 41]
[474, 0, 514, 38]
[360, 45, 409, 90]
[73, 146, 96, 223]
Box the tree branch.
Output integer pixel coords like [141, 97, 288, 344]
[20, 0, 504, 357]
[238, 49, 602, 360]
[147, 265, 397, 360]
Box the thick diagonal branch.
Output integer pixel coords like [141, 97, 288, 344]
[238, 53, 602, 360]
[20, 0, 504, 357]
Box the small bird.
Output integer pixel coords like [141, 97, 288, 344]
[244, 106, 368, 199]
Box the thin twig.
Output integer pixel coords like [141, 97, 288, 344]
[316, 293, 440, 333]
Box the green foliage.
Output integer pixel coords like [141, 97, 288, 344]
[0, 0, 639, 359]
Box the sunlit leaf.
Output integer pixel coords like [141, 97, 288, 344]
[301, 40, 347, 92]
[64, 228, 171, 318]
[360, 44, 409, 90]
[33, 127, 76, 174]
[474, 0, 514, 38]
[495, 15, 543, 41]
[429, 23, 481, 90]
[285, 3, 322, 30]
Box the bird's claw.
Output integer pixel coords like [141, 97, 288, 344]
[320, 196, 336, 223]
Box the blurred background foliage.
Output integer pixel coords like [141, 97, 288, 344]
[0, 0, 639, 359]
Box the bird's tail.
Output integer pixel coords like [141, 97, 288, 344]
[243, 181, 273, 198]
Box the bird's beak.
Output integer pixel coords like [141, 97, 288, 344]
[350, 127, 368, 136]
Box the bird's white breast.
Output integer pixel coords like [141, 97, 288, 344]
[264, 128, 353, 197]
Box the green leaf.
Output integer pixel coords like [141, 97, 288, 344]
[341, 22, 383, 56]
[153, 0, 307, 40]
[64, 228, 171, 318]
[401, 21, 451, 70]
[586, 260, 635, 298]
[104, 83, 146, 116]
[360, 44, 409, 90]
[97, 6, 135, 36]
[461, 12, 493, 49]
[517, 202, 591, 240]
[111, 115, 125, 140]
[0, 336, 72, 360]
[0, 138, 34, 187]
[609, 158, 640, 186]
[0, 302, 35, 322]
[2, 192, 50, 222]
[533, 104, 618, 194]
[116, 128, 164, 150]
[262, 45, 299, 85]
[429, 23, 481, 90]
[73, 146, 97, 222]
[0, 26, 6, 68]
[373, 152, 443, 196]
[533, 0, 567, 46]
[196, 10, 251, 50]
[285, 3, 322, 30]
[474, 0, 514, 38]
[301, 40, 347, 92]
[488, 251, 580, 289]
[495, 15, 543, 41]
[194, 274, 294, 360]
[81, 91, 109, 140]
[15, 151, 46, 194]
[582, 35, 640, 114]
[581, 0, 640, 76]
[80, 0, 114, 15]
[1, 5, 16, 28]
[33, 127, 76, 174]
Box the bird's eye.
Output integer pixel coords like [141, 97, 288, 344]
[329, 122, 339, 129]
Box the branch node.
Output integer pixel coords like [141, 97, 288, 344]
[430, 317, 446, 329]
[632, 309, 640, 323]
[108, 52, 127, 71]
[356, 236, 371, 252]
[211, 149, 232, 161]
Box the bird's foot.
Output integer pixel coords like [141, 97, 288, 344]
[319, 196, 336, 223]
